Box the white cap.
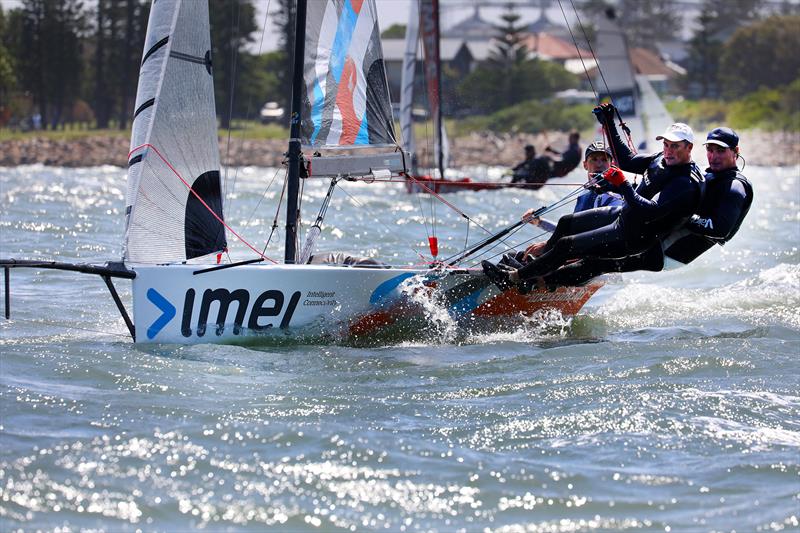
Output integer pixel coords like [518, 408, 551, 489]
[656, 123, 694, 144]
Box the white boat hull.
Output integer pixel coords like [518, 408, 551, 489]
[131, 263, 603, 344]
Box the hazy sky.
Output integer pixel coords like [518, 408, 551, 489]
[0, 0, 583, 52]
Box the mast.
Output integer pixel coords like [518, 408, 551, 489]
[432, 0, 445, 181]
[420, 0, 445, 179]
[285, 0, 307, 264]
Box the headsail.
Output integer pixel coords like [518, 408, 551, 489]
[124, 0, 225, 264]
[302, 0, 396, 148]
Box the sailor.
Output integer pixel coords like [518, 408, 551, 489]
[510, 144, 552, 189]
[547, 131, 582, 177]
[540, 127, 753, 287]
[483, 104, 704, 289]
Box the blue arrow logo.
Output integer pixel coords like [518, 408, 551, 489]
[146, 288, 176, 340]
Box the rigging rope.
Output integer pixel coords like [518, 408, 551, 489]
[441, 179, 598, 267]
[130, 143, 278, 263]
[556, 0, 639, 162]
[224, 0, 273, 208]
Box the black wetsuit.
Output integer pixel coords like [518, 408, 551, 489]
[543, 167, 752, 287]
[516, 124, 704, 280]
[511, 157, 552, 188]
[551, 142, 581, 177]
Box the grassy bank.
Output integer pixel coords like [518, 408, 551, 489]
[0, 120, 290, 143]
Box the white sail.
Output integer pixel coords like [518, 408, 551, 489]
[399, 0, 419, 157]
[637, 74, 675, 151]
[593, 9, 645, 145]
[124, 0, 225, 264]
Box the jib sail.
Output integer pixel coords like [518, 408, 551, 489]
[123, 0, 226, 264]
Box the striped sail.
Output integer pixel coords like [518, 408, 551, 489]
[123, 0, 225, 264]
[302, 0, 396, 148]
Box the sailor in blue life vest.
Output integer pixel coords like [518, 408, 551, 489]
[547, 131, 583, 178]
[510, 144, 552, 188]
[483, 103, 705, 290]
[501, 141, 623, 266]
[536, 126, 753, 287]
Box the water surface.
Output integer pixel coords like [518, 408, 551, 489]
[1, 164, 798, 531]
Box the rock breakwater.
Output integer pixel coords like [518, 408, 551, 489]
[1, 130, 797, 168]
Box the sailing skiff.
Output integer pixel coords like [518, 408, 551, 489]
[1, 0, 602, 345]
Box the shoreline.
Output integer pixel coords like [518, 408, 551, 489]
[1, 130, 797, 169]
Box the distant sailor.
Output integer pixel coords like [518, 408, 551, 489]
[547, 131, 582, 177]
[510, 144, 551, 188]
[539, 126, 753, 287]
[483, 103, 704, 289]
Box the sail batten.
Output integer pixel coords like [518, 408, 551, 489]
[123, 0, 225, 264]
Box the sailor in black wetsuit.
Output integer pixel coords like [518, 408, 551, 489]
[483, 103, 705, 289]
[547, 131, 582, 177]
[511, 144, 552, 189]
[541, 127, 753, 287]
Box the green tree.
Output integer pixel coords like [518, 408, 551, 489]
[457, 59, 577, 115]
[618, 0, 680, 50]
[17, 0, 85, 129]
[381, 23, 406, 39]
[87, 0, 148, 129]
[718, 15, 800, 98]
[456, 3, 577, 115]
[685, 4, 720, 98]
[233, 51, 284, 123]
[684, 0, 765, 98]
[117, 0, 149, 130]
[0, 7, 17, 101]
[486, 3, 530, 109]
[210, 0, 258, 129]
[579, 0, 680, 51]
[272, 0, 295, 110]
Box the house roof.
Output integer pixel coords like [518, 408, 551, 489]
[381, 38, 472, 63]
[629, 47, 684, 77]
[521, 32, 592, 61]
[443, 6, 496, 41]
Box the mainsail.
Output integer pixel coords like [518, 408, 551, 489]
[123, 0, 225, 264]
[302, 0, 396, 148]
[399, 0, 419, 159]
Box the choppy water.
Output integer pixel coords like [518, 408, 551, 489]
[1, 163, 799, 531]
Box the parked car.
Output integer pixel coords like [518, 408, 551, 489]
[259, 101, 285, 124]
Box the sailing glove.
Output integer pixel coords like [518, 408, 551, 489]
[601, 166, 627, 187]
[593, 102, 617, 123]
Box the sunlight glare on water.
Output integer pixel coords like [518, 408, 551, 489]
[1, 164, 799, 531]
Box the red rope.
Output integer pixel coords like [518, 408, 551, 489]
[128, 143, 278, 264]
